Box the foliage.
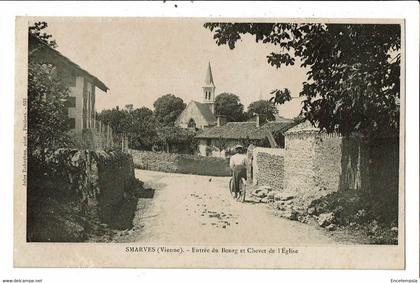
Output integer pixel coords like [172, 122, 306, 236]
[214, 92, 245, 122]
[204, 23, 401, 137]
[27, 62, 73, 167]
[28, 21, 75, 170]
[130, 107, 159, 150]
[29, 21, 57, 48]
[98, 100, 198, 153]
[97, 106, 159, 151]
[238, 136, 253, 149]
[153, 94, 186, 126]
[269, 88, 292, 105]
[97, 106, 133, 134]
[246, 99, 278, 122]
[213, 135, 228, 151]
[156, 126, 198, 154]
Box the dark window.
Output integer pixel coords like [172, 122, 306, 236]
[64, 96, 76, 108]
[188, 118, 196, 129]
[68, 118, 76, 130]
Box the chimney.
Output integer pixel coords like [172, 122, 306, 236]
[217, 115, 227, 127]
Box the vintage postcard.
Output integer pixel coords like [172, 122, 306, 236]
[14, 16, 405, 268]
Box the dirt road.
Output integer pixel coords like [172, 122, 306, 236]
[114, 170, 339, 244]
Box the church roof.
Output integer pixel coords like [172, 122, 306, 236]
[195, 120, 296, 140]
[193, 101, 217, 124]
[204, 62, 215, 87]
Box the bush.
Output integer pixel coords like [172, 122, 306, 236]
[309, 189, 398, 226]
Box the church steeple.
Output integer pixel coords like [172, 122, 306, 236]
[203, 62, 216, 114]
[204, 62, 215, 87]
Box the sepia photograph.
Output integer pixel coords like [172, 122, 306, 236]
[14, 16, 405, 269]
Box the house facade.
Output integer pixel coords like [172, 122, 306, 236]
[175, 62, 217, 129]
[29, 33, 115, 150]
[195, 117, 296, 157]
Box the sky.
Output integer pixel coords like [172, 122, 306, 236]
[38, 17, 308, 118]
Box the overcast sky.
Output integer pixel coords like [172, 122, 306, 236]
[37, 17, 308, 118]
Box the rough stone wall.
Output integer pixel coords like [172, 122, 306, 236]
[129, 149, 231, 176]
[284, 132, 317, 197]
[95, 150, 136, 223]
[252, 147, 285, 190]
[283, 121, 399, 209]
[284, 130, 359, 206]
[27, 149, 138, 241]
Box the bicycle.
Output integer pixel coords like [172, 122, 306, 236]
[229, 176, 246, 203]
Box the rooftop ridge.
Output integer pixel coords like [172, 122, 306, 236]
[226, 121, 256, 124]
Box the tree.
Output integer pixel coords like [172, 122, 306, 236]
[247, 99, 278, 122]
[214, 93, 245, 122]
[29, 21, 57, 49]
[130, 107, 159, 150]
[28, 63, 73, 165]
[97, 106, 159, 150]
[97, 106, 133, 134]
[156, 126, 198, 154]
[204, 23, 400, 137]
[153, 94, 186, 126]
[28, 23, 73, 170]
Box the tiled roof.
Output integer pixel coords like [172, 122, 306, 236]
[195, 120, 296, 140]
[29, 33, 109, 92]
[193, 101, 217, 124]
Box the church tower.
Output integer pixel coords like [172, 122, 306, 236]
[202, 62, 216, 114]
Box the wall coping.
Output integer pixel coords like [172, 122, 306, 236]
[253, 146, 285, 156]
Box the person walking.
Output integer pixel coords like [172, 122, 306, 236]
[229, 145, 248, 198]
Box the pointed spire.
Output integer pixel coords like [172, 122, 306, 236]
[204, 61, 215, 87]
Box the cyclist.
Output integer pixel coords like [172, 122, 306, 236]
[229, 145, 248, 198]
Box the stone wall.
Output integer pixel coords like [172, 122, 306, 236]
[129, 149, 231, 176]
[283, 121, 399, 208]
[284, 132, 317, 195]
[284, 131, 345, 206]
[95, 150, 137, 224]
[27, 149, 139, 242]
[252, 147, 285, 190]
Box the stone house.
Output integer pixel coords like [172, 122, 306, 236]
[195, 116, 296, 157]
[29, 33, 114, 150]
[175, 62, 217, 129]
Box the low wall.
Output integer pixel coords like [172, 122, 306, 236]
[284, 131, 344, 206]
[283, 122, 399, 209]
[27, 149, 138, 242]
[95, 150, 137, 225]
[129, 149, 231, 176]
[252, 147, 285, 190]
